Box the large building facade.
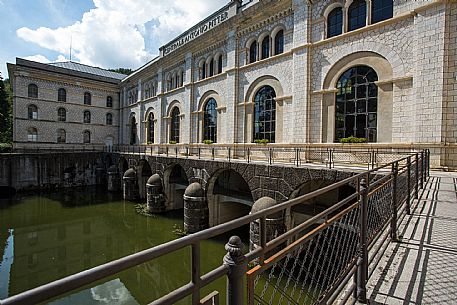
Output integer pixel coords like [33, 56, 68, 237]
[8, 0, 457, 167]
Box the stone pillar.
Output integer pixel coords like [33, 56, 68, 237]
[183, 182, 208, 234]
[123, 168, 139, 201]
[107, 165, 121, 192]
[146, 174, 166, 213]
[249, 197, 286, 252]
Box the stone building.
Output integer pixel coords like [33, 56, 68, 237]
[7, 60, 124, 150]
[7, 0, 457, 168]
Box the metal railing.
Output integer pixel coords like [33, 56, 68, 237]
[114, 144, 429, 170]
[0, 150, 429, 305]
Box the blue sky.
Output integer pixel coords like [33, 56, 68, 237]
[0, 0, 228, 79]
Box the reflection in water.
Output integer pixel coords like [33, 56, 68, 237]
[0, 187, 233, 304]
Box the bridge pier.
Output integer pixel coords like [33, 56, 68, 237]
[146, 174, 166, 213]
[107, 165, 121, 192]
[184, 182, 209, 234]
[123, 168, 139, 201]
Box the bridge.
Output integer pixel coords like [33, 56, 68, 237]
[0, 144, 433, 305]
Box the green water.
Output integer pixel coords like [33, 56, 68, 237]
[0, 187, 244, 305]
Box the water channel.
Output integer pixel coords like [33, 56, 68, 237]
[0, 186, 248, 304]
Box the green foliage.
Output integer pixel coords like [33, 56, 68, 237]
[0, 143, 12, 153]
[339, 136, 367, 143]
[169, 140, 177, 144]
[108, 68, 134, 75]
[172, 224, 187, 237]
[0, 76, 13, 144]
[254, 139, 269, 145]
[203, 139, 213, 145]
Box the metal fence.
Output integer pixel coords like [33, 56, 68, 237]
[114, 144, 430, 170]
[0, 150, 429, 305]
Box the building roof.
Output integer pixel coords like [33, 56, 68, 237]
[48, 61, 126, 80]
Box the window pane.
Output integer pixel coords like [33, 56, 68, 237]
[372, 0, 393, 24]
[253, 86, 276, 143]
[348, 0, 367, 31]
[327, 7, 343, 38]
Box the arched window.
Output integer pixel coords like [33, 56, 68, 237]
[27, 127, 38, 142]
[327, 7, 343, 38]
[249, 41, 257, 63]
[83, 111, 91, 123]
[28, 104, 38, 119]
[147, 112, 154, 144]
[57, 129, 66, 143]
[58, 107, 66, 122]
[170, 107, 180, 143]
[335, 65, 378, 142]
[372, 0, 393, 24]
[106, 113, 113, 125]
[209, 58, 214, 77]
[204, 98, 217, 143]
[28, 84, 38, 98]
[348, 0, 367, 31]
[180, 71, 184, 87]
[106, 96, 113, 107]
[130, 116, 137, 145]
[84, 92, 92, 105]
[202, 62, 207, 80]
[274, 30, 284, 55]
[83, 130, 91, 144]
[253, 86, 276, 143]
[58, 88, 66, 102]
[217, 55, 223, 74]
[261, 36, 270, 59]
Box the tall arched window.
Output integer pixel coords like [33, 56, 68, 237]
[27, 127, 38, 142]
[202, 62, 207, 80]
[83, 111, 91, 123]
[274, 30, 284, 55]
[57, 129, 66, 143]
[58, 107, 66, 122]
[170, 107, 180, 143]
[209, 59, 214, 77]
[106, 96, 113, 107]
[372, 0, 393, 24]
[147, 113, 154, 144]
[28, 84, 38, 98]
[83, 131, 91, 144]
[130, 116, 137, 145]
[327, 7, 343, 38]
[261, 36, 270, 59]
[249, 41, 257, 63]
[84, 92, 92, 105]
[348, 0, 367, 31]
[28, 105, 38, 119]
[203, 98, 218, 143]
[253, 86, 276, 143]
[58, 88, 66, 102]
[106, 113, 113, 125]
[335, 65, 378, 142]
[217, 55, 223, 74]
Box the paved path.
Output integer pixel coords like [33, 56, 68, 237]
[366, 171, 457, 304]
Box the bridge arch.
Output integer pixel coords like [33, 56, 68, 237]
[207, 169, 254, 227]
[163, 163, 189, 210]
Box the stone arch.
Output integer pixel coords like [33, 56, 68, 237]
[322, 1, 344, 19]
[321, 51, 394, 143]
[245, 76, 285, 143]
[166, 100, 182, 117]
[138, 159, 153, 199]
[163, 163, 189, 210]
[206, 168, 254, 227]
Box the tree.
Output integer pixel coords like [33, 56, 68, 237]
[0, 73, 13, 144]
[109, 68, 134, 76]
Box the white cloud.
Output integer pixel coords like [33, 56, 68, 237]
[16, 0, 228, 70]
[22, 54, 52, 63]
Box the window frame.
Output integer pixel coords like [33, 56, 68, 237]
[106, 113, 113, 125]
[274, 30, 284, 55]
[253, 85, 276, 143]
[327, 7, 343, 38]
[28, 84, 38, 99]
[58, 107, 66, 122]
[170, 107, 180, 143]
[58, 88, 67, 102]
[203, 98, 218, 143]
[28, 104, 38, 120]
[57, 129, 66, 143]
[348, 0, 367, 32]
[84, 92, 92, 105]
[83, 110, 91, 124]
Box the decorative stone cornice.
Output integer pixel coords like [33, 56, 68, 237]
[237, 7, 293, 38]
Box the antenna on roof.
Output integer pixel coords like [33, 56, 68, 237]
[69, 34, 73, 61]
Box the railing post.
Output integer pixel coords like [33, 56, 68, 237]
[247, 148, 251, 163]
[186, 147, 189, 158]
[357, 178, 368, 303]
[406, 157, 411, 215]
[228, 147, 231, 162]
[391, 162, 399, 241]
[420, 151, 424, 189]
[223, 236, 246, 305]
[212, 147, 215, 160]
[269, 148, 273, 165]
[198, 147, 201, 159]
[427, 149, 431, 177]
[295, 148, 299, 167]
[415, 154, 419, 199]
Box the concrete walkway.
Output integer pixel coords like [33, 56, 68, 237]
[367, 171, 457, 304]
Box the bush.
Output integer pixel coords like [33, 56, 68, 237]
[169, 141, 177, 144]
[0, 143, 12, 153]
[254, 139, 269, 145]
[203, 139, 213, 145]
[339, 136, 367, 144]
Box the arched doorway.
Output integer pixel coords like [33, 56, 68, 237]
[207, 169, 254, 227]
[163, 164, 188, 210]
[335, 65, 378, 142]
[138, 160, 152, 199]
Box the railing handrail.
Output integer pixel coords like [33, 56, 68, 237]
[0, 149, 429, 305]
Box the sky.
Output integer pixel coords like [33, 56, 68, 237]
[0, 0, 230, 79]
